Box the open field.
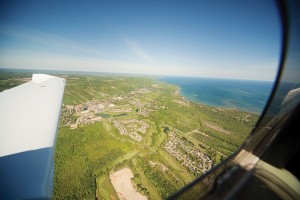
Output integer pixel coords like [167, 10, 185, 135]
[97, 174, 119, 200]
[110, 168, 147, 200]
[204, 121, 231, 134]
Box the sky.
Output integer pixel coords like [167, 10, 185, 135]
[0, 0, 281, 80]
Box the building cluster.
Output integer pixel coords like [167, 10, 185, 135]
[76, 114, 101, 125]
[68, 114, 102, 129]
[62, 87, 161, 129]
[129, 97, 154, 116]
[113, 119, 149, 142]
[109, 106, 132, 113]
[149, 161, 168, 172]
[120, 119, 149, 134]
[129, 88, 151, 95]
[164, 132, 212, 175]
[65, 101, 105, 114]
[112, 96, 124, 101]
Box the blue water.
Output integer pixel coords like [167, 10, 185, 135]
[159, 77, 274, 114]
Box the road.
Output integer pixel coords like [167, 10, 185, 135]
[163, 123, 227, 157]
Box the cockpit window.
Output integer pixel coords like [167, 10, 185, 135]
[0, 0, 281, 199]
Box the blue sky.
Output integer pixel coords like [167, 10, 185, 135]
[0, 0, 281, 80]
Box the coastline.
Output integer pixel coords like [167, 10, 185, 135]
[177, 84, 255, 114]
[176, 85, 239, 111]
[159, 78, 265, 114]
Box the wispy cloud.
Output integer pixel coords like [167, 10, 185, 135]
[0, 26, 278, 81]
[0, 26, 103, 56]
[0, 49, 156, 74]
[0, 26, 156, 74]
[100, 20, 154, 62]
[0, 47, 278, 81]
[123, 37, 153, 62]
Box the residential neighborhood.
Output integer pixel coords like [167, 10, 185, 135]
[113, 119, 149, 142]
[165, 131, 212, 175]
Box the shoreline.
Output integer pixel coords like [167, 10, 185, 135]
[169, 82, 260, 115]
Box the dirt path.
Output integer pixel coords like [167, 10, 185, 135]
[204, 121, 230, 134]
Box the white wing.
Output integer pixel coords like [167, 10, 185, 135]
[0, 74, 65, 199]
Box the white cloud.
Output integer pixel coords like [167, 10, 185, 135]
[123, 37, 153, 62]
[0, 26, 278, 81]
[0, 49, 156, 74]
[0, 47, 279, 81]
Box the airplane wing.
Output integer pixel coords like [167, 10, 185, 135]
[0, 74, 65, 199]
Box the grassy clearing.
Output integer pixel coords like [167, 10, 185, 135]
[97, 174, 119, 200]
[158, 150, 194, 184]
[132, 159, 162, 200]
[151, 123, 167, 149]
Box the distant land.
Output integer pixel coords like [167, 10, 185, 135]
[0, 68, 274, 114]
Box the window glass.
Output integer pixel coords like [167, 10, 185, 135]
[0, 0, 280, 199]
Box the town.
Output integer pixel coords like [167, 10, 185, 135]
[113, 119, 149, 142]
[165, 131, 212, 175]
[60, 85, 168, 129]
[60, 84, 213, 176]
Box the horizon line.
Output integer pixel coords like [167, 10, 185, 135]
[0, 67, 276, 82]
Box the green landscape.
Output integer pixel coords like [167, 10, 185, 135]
[0, 72, 259, 200]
